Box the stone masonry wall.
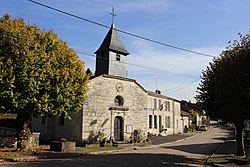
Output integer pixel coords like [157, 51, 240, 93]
[82, 75, 147, 143]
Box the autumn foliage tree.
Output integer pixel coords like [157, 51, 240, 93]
[196, 32, 250, 156]
[0, 14, 89, 150]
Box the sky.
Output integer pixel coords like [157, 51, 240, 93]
[1, 0, 250, 102]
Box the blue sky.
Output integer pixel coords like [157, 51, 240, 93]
[1, 0, 250, 102]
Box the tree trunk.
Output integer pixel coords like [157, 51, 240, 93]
[234, 120, 245, 156]
[16, 112, 32, 150]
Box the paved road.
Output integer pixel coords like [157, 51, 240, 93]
[117, 123, 230, 166]
[2, 123, 230, 167]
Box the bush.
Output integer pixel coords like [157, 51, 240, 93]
[244, 138, 250, 146]
[184, 125, 189, 133]
[189, 124, 197, 132]
[131, 129, 144, 143]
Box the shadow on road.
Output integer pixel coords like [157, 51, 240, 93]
[162, 142, 222, 155]
[211, 137, 226, 141]
[159, 124, 235, 156]
[9, 153, 202, 167]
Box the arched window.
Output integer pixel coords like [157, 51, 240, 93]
[114, 96, 124, 106]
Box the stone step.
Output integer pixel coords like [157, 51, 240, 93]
[112, 141, 131, 147]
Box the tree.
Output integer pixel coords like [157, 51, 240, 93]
[0, 14, 89, 150]
[196, 32, 250, 156]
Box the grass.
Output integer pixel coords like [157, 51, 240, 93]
[0, 145, 125, 163]
[0, 145, 51, 158]
[75, 146, 122, 153]
[0, 145, 122, 159]
[0, 148, 22, 158]
[205, 154, 250, 166]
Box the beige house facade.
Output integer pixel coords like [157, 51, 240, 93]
[181, 110, 190, 130]
[146, 91, 182, 136]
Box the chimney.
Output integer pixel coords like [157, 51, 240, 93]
[155, 90, 161, 94]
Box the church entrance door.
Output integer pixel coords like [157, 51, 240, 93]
[114, 116, 124, 141]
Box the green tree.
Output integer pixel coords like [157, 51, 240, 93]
[189, 109, 198, 125]
[0, 14, 89, 150]
[196, 32, 250, 156]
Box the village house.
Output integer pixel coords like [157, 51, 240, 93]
[146, 91, 182, 136]
[32, 22, 183, 145]
[181, 110, 190, 131]
[181, 100, 207, 129]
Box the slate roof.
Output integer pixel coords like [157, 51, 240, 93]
[147, 90, 179, 101]
[181, 110, 190, 117]
[95, 23, 129, 55]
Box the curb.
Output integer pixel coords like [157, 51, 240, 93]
[210, 128, 232, 157]
[92, 129, 213, 154]
[147, 126, 212, 149]
[0, 129, 212, 162]
[202, 127, 234, 165]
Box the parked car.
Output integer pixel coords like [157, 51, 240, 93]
[200, 125, 208, 131]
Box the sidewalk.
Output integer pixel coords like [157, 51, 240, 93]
[204, 127, 250, 166]
[1, 127, 250, 166]
[147, 130, 204, 146]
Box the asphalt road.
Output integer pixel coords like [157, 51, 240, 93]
[2, 123, 230, 167]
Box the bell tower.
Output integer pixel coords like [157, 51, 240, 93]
[95, 8, 129, 77]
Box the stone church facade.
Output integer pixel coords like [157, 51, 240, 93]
[32, 22, 183, 145]
[82, 75, 148, 144]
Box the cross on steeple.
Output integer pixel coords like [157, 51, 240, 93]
[110, 7, 116, 24]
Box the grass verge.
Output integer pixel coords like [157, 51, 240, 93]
[76, 146, 122, 153]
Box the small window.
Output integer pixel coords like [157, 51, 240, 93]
[114, 96, 124, 106]
[149, 115, 152, 129]
[165, 116, 170, 128]
[154, 99, 157, 110]
[158, 99, 161, 110]
[154, 115, 157, 129]
[165, 101, 170, 111]
[116, 54, 121, 61]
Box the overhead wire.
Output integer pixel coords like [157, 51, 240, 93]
[75, 50, 199, 79]
[28, 0, 215, 58]
[163, 78, 200, 92]
[164, 78, 200, 94]
[27, 0, 205, 94]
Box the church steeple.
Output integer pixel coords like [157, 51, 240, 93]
[95, 23, 129, 55]
[95, 8, 129, 77]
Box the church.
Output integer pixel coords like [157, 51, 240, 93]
[32, 20, 184, 145]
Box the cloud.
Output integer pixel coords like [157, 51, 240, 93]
[127, 39, 222, 76]
[114, 0, 170, 13]
[207, 0, 249, 13]
[126, 39, 224, 101]
[47, 0, 171, 17]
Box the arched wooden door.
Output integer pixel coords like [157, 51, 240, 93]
[114, 116, 124, 141]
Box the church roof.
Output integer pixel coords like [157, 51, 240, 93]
[95, 24, 129, 55]
[90, 74, 146, 92]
